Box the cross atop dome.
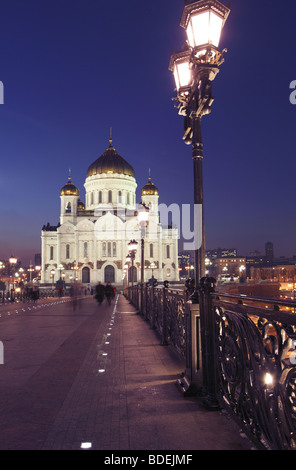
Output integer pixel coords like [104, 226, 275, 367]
[60, 170, 79, 196]
[141, 169, 159, 196]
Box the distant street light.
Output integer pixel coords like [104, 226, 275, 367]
[58, 263, 65, 279]
[128, 240, 138, 287]
[137, 202, 150, 286]
[50, 269, 55, 288]
[9, 256, 17, 301]
[169, 0, 230, 302]
[150, 261, 156, 279]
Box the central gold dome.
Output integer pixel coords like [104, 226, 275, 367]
[86, 139, 135, 178]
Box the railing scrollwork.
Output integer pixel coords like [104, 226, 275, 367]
[213, 294, 296, 450]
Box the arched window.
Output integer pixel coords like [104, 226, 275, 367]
[118, 191, 122, 203]
[104, 265, 115, 283]
[66, 244, 70, 259]
[66, 202, 71, 214]
[84, 242, 88, 258]
[99, 191, 102, 203]
[102, 242, 106, 257]
[150, 244, 153, 258]
[91, 192, 94, 205]
[166, 245, 170, 259]
[50, 246, 54, 260]
[82, 266, 90, 284]
[113, 242, 117, 257]
[127, 192, 130, 205]
[108, 190, 112, 203]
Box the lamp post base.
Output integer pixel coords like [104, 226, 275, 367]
[190, 289, 199, 304]
[176, 373, 198, 397]
[202, 394, 220, 411]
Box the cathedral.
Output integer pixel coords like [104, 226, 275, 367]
[40, 137, 179, 286]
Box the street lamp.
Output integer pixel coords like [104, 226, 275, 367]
[150, 261, 156, 279]
[128, 240, 138, 287]
[50, 269, 55, 288]
[137, 202, 150, 286]
[169, 0, 230, 302]
[239, 265, 246, 280]
[58, 264, 65, 279]
[181, 0, 229, 55]
[9, 256, 17, 301]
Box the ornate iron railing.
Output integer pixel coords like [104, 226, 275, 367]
[126, 285, 188, 357]
[211, 292, 296, 450]
[126, 283, 296, 450]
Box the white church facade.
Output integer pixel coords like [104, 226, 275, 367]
[41, 138, 179, 286]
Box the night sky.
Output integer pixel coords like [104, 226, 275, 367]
[0, 0, 296, 265]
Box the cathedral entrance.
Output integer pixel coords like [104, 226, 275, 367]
[104, 265, 115, 283]
[82, 266, 90, 284]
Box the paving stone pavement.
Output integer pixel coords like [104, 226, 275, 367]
[0, 294, 253, 451]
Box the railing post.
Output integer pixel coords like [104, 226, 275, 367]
[139, 283, 143, 315]
[177, 296, 202, 396]
[161, 283, 169, 346]
[145, 284, 148, 321]
[199, 277, 219, 410]
[151, 285, 156, 329]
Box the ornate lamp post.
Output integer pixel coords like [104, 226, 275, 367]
[137, 203, 150, 286]
[9, 256, 17, 301]
[137, 202, 149, 314]
[58, 263, 65, 280]
[128, 240, 138, 287]
[169, 0, 230, 301]
[50, 269, 55, 289]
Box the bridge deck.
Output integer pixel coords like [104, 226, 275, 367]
[0, 294, 252, 451]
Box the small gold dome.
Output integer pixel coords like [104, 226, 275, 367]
[78, 199, 85, 210]
[141, 171, 159, 196]
[61, 171, 79, 196]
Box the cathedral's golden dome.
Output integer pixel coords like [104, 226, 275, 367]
[86, 139, 135, 178]
[141, 172, 159, 196]
[60, 174, 79, 196]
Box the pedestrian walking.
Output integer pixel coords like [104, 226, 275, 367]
[95, 282, 105, 305]
[105, 282, 114, 305]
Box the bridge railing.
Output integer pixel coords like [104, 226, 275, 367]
[210, 290, 296, 450]
[126, 282, 296, 450]
[125, 285, 189, 357]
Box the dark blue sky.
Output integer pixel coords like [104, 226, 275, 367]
[0, 0, 296, 265]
